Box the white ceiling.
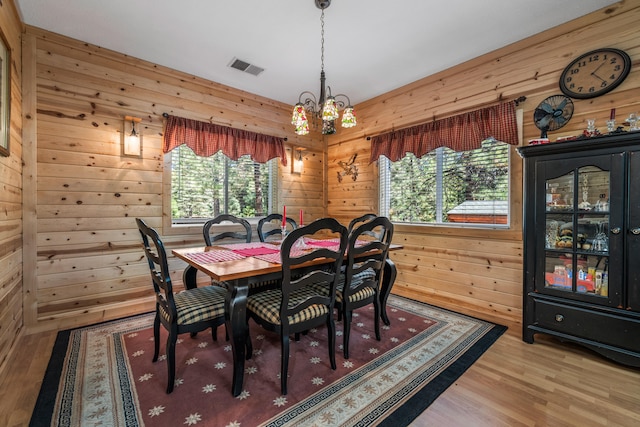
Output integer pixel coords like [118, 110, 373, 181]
[15, 0, 618, 106]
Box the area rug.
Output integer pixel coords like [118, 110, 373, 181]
[30, 295, 506, 427]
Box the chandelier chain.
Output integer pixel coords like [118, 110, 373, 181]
[291, 0, 356, 135]
[320, 9, 325, 72]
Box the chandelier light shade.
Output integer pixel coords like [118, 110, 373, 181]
[291, 104, 310, 135]
[322, 97, 339, 121]
[293, 0, 356, 136]
[341, 106, 357, 128]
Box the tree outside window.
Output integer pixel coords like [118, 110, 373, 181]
[380, 138, 509, 226]
[171, 146, 273, 223]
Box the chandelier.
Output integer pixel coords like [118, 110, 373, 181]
[291, 0, 356, 136]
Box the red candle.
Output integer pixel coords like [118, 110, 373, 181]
[610, 108, 616, 120]
[299, 209, 303, 226]
[282, 205, 286, 226]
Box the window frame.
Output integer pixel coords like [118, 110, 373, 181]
[377, 108, 524, 235]
[379, 140, 511, 229]
[162, 151, 280, 236]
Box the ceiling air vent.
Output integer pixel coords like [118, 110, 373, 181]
[229, 57, 264, 76]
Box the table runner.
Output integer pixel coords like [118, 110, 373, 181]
[253, 248, 310, 264]
[232, 246, 280, 256]
[217, 242, 276, 250]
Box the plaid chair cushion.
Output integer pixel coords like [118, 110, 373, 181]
[160, 285, 227, 326]
[313, 269, 376, 303]
[247, 286, 330, 325]
[341, 268, 377, 303]
[213, 279, 277, 292]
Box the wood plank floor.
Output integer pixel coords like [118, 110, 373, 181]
[1, 327, 639, 426]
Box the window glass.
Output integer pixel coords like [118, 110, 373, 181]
[380, 138, 510, 226]
[171, 146, 273, 224]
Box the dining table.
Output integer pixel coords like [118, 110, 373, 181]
[172, 239, 401, 397]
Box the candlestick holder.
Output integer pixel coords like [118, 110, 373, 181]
[606, 119, 616, 134]
[627, 113, 638, 131]
[281, 225, 288, 239]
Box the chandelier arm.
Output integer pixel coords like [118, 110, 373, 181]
[332, 94, 352, 109]
[298, 91, 317, 107]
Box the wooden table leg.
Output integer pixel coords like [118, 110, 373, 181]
[226, 278, 249, 397]
[380, 258, 397, 326]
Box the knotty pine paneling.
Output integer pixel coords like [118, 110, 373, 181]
[22, 23, 324, 333]
[328, 1, 640, 330]
[12, 3, 640, 343]
[0, 0, 25, 377]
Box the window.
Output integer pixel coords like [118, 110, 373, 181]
[171, 146, 275, 224]
[380, 138, 509, 226]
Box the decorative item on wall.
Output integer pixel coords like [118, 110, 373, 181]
[291, 0, 356, 136]
[292, 148, 304, 174]
[0, 32, 10, 157]
[337, 153, 358, 182]
[533, 95, 574, 138]
[559, 48, 631, 100]
[122, 116, 142, 157]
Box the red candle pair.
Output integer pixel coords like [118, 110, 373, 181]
[282, 206, 304, 226]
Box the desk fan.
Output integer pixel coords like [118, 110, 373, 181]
[533, 95, 574, 138]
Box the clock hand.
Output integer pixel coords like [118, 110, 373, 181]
[591, 61, 607, 82]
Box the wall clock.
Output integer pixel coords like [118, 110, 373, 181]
[559, 48, 631, 99]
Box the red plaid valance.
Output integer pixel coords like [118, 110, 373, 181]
[370, 101, 519, 163]
[163, 115, 287, 166]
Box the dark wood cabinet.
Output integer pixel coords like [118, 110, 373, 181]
[518, 133, 640, 367]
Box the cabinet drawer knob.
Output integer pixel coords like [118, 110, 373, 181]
[611, 227, 621, 234]
[555, 314, 564, 322]
[631, 228, 640, 235]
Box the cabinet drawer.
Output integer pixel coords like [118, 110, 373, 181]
[534, 299, 640, 353]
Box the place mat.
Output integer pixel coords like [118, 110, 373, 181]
[182, 250, 246, 263]
[305, 238, 341, 249]
[232, 246, 280, 257]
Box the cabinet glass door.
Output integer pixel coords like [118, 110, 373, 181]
[541, 161, 618, 305]
[628, 150, 640, 311]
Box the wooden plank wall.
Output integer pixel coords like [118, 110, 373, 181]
[0, 0, 24, 375]
[5, 1, 640, 350]
[327, 2, 640, 330]
[22, 25, 325, 333]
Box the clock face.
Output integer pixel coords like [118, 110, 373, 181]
[559, 48, 631, 99]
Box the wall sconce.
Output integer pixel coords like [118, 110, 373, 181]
[292, 148, 304, 174]
[122, 116, 142, 157]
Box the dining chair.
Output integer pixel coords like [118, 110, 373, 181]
[203, 214, 252, 245]
[338, 216, 394, 359]
[347, 213, 382, 239]
[257, 213, 297, 242]
[136, 218, 227, 393]
[202, 214, 278, 295]
[245, 218, 348, 395]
